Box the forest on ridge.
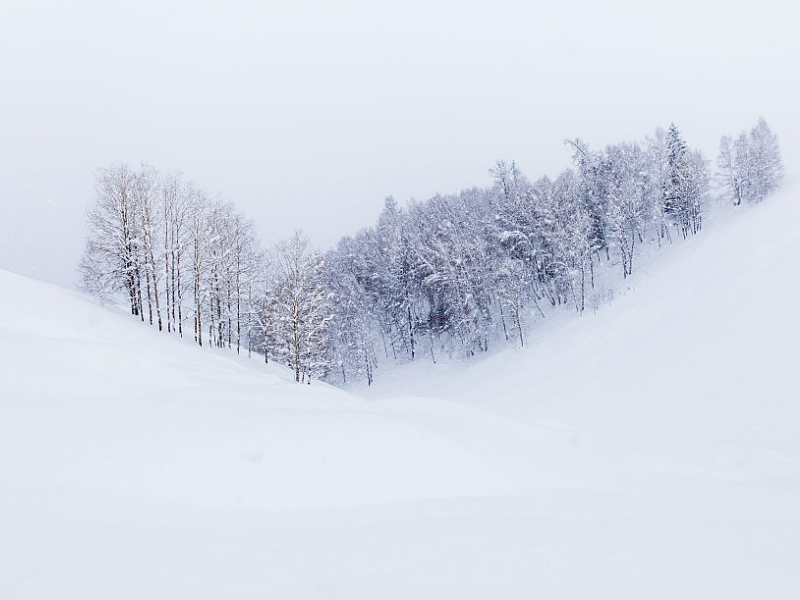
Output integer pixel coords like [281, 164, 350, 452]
[79, 119, 783, 385]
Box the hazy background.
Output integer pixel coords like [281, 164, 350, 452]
[1, 0, 797, 287]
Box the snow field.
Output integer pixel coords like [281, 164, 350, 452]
[2, 176, 800, 598]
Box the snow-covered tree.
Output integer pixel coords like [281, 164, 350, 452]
[81, 120, 780, 386]
[85, 163, 144, 317]
[663, 124, 706, 238]
[718, 118, 783, 205]
[132, 165, 163, 331]
[161, 172, 195, 336]
[271, 231, 333, 383]
[77, 238, 115, 304]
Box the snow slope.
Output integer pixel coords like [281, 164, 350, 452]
[363, 179, 800, 481]
[2, 179, 800, 599]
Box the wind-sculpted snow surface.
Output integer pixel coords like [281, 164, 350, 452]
[2, 179, 800, 598]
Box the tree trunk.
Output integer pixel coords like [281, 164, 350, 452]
[164, 211, 172, 333]
[144, 268, 154, 326]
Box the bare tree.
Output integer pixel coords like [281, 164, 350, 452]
[187, 192, 210, 346]
[161, 172, 194, 335]
[77, 239, 114, 305]
[85, 163, 142, 316]
[133, 165, 163, 331]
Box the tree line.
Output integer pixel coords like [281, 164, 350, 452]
[79, 167, 331, 383]
[80, 119, 783, 385]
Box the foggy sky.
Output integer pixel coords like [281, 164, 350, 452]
[1, 0, 798, 287]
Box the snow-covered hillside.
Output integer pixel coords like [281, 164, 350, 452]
[363, 179, 800, 480]
[2, 180, 800, 599]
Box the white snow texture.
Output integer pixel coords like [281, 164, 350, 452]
[2, 178, 799, 598]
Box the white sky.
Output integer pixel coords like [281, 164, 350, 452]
[1, 0, 798, 287]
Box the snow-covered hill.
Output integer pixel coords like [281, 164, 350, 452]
[363, 178, 800, 480]
[2, 180, 800, 599]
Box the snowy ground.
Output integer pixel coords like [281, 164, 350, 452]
[2, 179, 800, 598]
